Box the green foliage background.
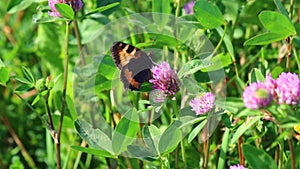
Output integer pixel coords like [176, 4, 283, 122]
[0, 0, 300, 168]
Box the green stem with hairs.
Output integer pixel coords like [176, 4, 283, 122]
[56, 21, 71, 169]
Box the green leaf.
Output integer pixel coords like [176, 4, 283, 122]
[180, 77, 206, 95]
[259, 11, 295, 36]
[285, 145, 300, 169]
[66, 95, 77, 121]
[178, 59, 207, 78]
[0, 59, 5, 68]
[52, 114, 74, 129]
[22, 67, 35, 84]
[201, 53, 233, 72]
[71, 146, 115, 158]
[158, 121, 182, 154]
[152, 0, 171, 28]
[9, 156, 25, 169]
[231, 116, 261, 144]
[221, 113, 232, 129]
[14, 77, 33, 86]
[223, 97, 244, 114]
[35, 78, 46, 91]
[179, 116, 206, 129]
[271, 66, 284, 78]
[55, 3, 74, 20]
[273, 0, 289, 18]
[244, 32, 287, 46]
[7, 0, 33, 14]
[217, 128, 230, 169]
[142, 125, 161, 155]
[31, 94, 41, 106]
[216, 27, 235, 59]
[152, 0, 171, 13]
[33, 12, 69, 23]
[188, 119, 207, 143]
[112, 108, 139, 155]
[15, 84, 33, 92]
[236, 108, 261, 118]
[194, 1, 224, 29]
[0, 67, 10, 86]
[251, 68, 265, 83]
[97, 55, 116, 80]
[75, 120, 113, 154]
[243, 144, 277, 169]
[84, 2, 120, 16]
[127, 145, 157, 161]
[179, 107, 198, 125]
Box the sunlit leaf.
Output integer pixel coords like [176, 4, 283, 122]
[244, 32, 287, 46]
[0, 67, 9, 86]
[201, 53, 232, 72]
[71, 146, 115, 158]
[75, 120, 114, 154]
[178, 59, 208, 78]
[22, 67, 35, 84]
[259, 11, 295, 36]
[142, 125, 161, 155]
[127, 145, 157, 161]
[7, 0, 33, 14]
[158, 121, 182, 154]
[243, 144, 277, 169]
[55, 3, 74, 20]
[231, 116, 261, 144]
[273, 0, 289, 17]
[84, 2, 120, 16]
[217, 128, 230, 169]
[187, 119, 207, 143]
[152, 0, 171, 28]
[194, 1, 224, 29]
[112, 108, 139, 155]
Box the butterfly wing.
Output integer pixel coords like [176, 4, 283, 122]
[110, 42, 153, 90]
[110, 41, 140, 69]
[120, 50, 153, 90]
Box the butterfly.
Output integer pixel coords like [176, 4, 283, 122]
[110, 42, 153, 90]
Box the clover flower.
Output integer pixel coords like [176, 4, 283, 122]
[264, 74, 277, 97]
[69, 0, 83, 12]
[48, 0, 83, 17]
[242, 82, 273, 110]
[149, 62, 180, 95]
[183, 0, 195, 14]
[229, 164, 246, 169]
[275, 72, 300, 105]
[189, 92, 215, 115]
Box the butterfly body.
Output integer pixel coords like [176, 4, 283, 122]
[110, 42, 153, 90]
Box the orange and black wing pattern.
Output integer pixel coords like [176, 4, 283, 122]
[110, 42, 153, 90]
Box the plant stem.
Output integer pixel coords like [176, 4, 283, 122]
[45, 92, 55, 135]
[278, 128, 283, 169]
[238, 136, 244, 166]
[293, 48, 300, 75]
[213, 24, 228, 56]
[289, 0, 294, 19]
[72, 141, 87, 169]
[175, 0, 181, 18]
[73, 20, 85, 65]
[180, 140, 187, 169]
[56, 21, 71, 169]
[203, 137, 210, 169]
[288, 138, 295, 169]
